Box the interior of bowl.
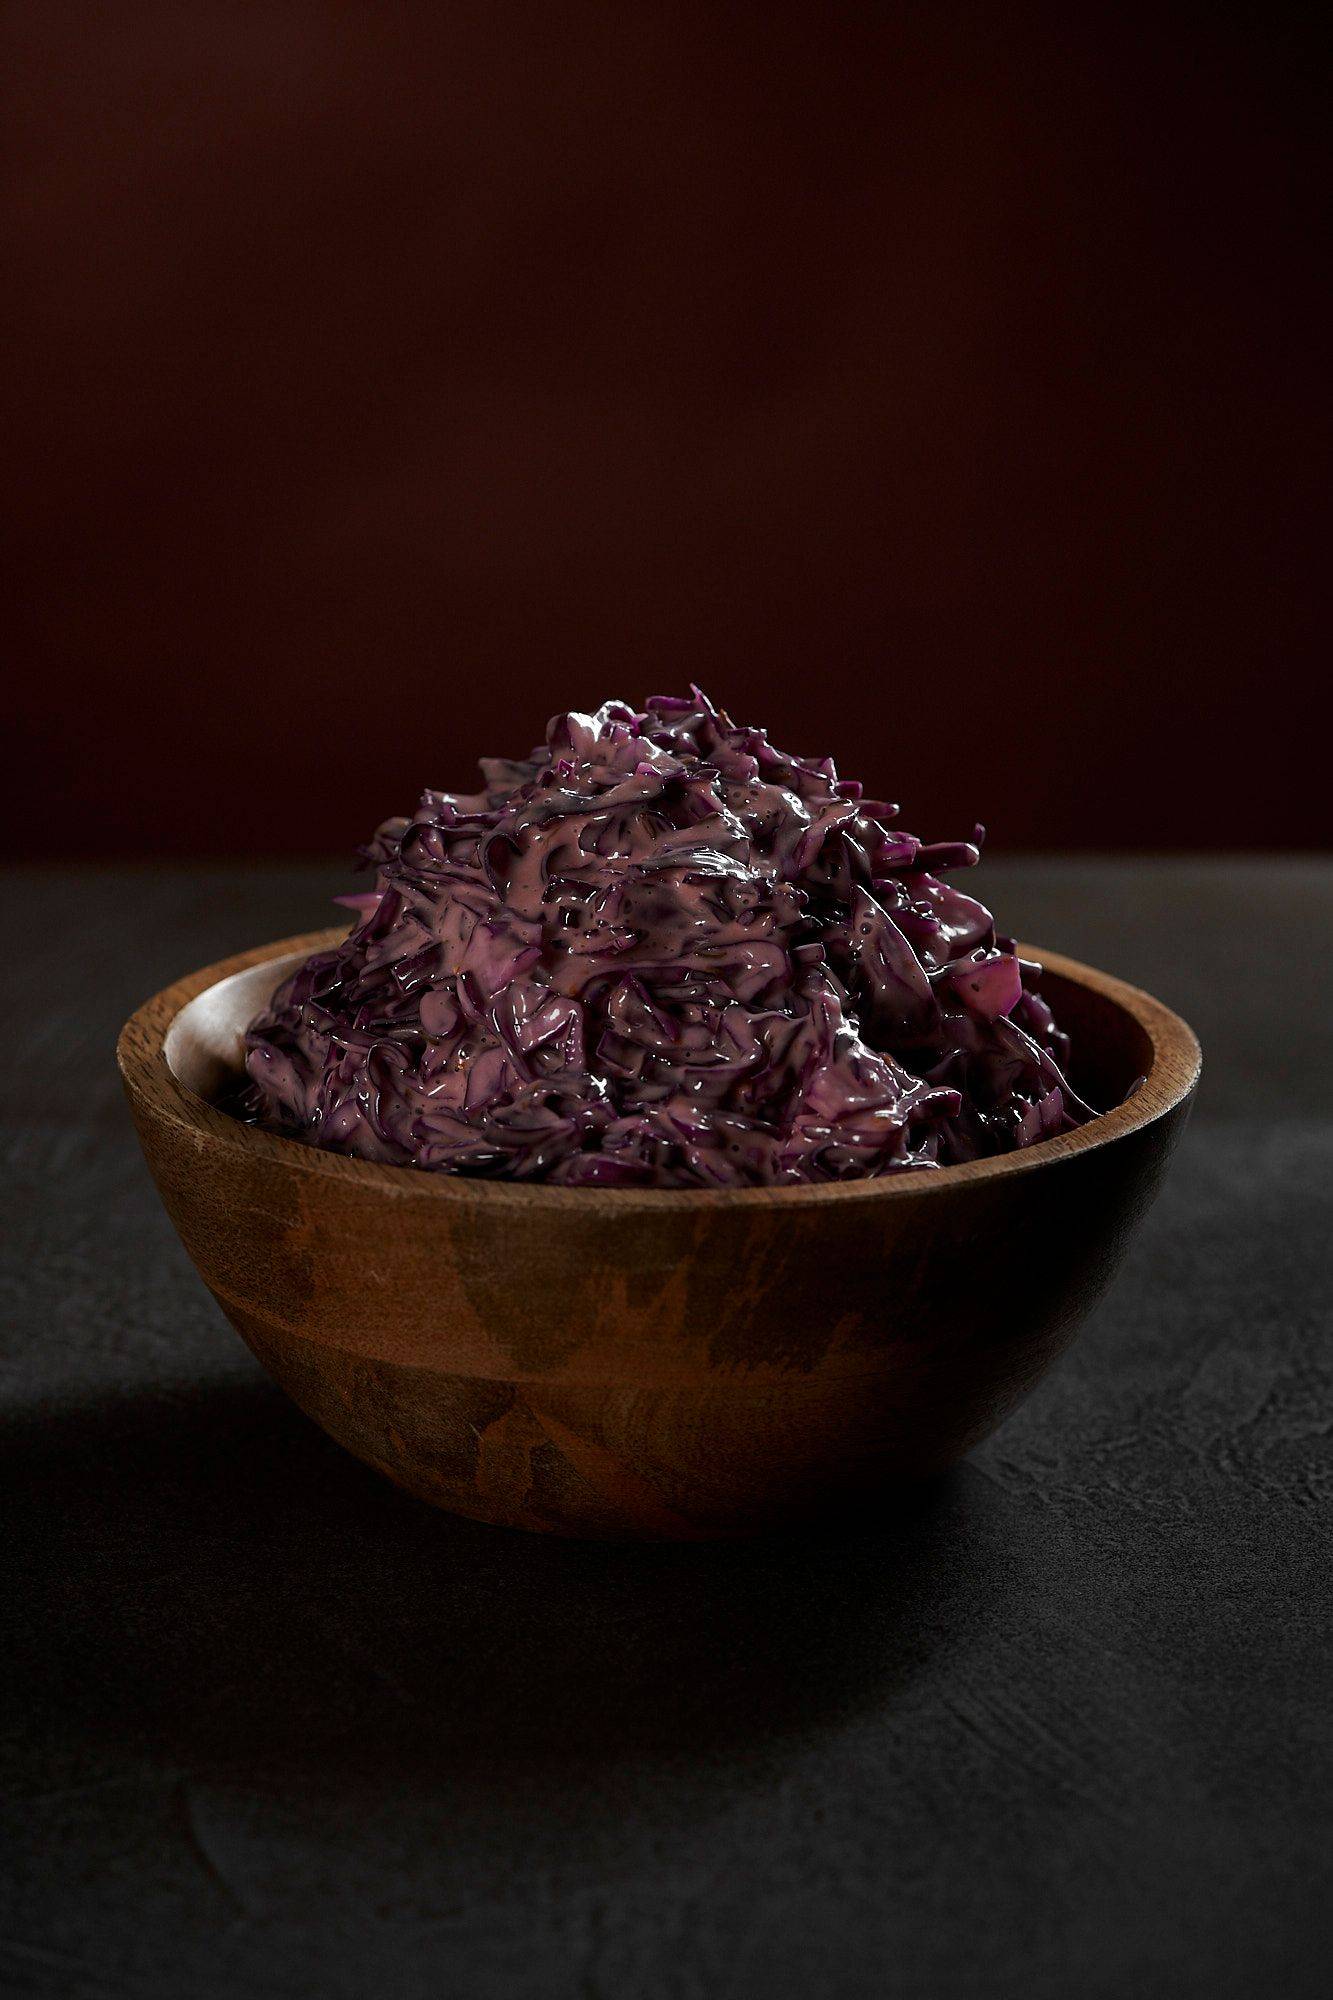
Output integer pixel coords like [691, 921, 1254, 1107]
[163, 939, 1159, 1135]
[1034, 966, 1154, 1113]
[164, 952, 309, 1105]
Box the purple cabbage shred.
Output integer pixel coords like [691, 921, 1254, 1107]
[238, 691, 1094, 1187]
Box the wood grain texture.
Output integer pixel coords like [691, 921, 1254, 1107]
[117, 931, 1200, 1537]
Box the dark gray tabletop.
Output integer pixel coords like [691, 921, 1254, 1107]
[4, 861, 1330, 2000]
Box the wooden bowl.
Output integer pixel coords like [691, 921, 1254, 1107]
[118, 930, 1200, 1539]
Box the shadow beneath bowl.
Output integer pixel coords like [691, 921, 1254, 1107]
[6, 1375, 991, 1794]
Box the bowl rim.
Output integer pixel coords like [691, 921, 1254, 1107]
[118, 928, 1201, 1212]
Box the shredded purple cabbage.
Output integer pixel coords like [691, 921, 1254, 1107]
[237, 691, 1094, 1187]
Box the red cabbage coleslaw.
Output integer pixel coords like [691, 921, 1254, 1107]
[237, 691, 1093, 1187]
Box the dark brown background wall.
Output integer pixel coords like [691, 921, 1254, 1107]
[5, 1, 1326, 858]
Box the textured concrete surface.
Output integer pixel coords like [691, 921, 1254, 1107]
[3, 862, 1329, 1999]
